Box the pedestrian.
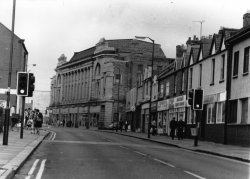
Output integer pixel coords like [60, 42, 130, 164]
[125, 120, 128, 132]
[119, 120, 123, 132]
[10, 105, 17, 131]
[170, 117, 177, 140]
[151, 119, 156, 136]
[177, 119, 185, 140]
[34, 109, 43, 135]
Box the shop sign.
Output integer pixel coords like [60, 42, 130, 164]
[203, 94, 217, 104]
[79, 106, 88, 113]
[157, 99, 169, 111]
[174, 95, 186, 108]
[69, 107, 78, 113]
[90, 106, 100, 113]
[151, 102, 157, 112]
[61, 108, 69, 114]
[218, 91, 226, 101]
[169, 98, 175, 109]
[141, 103, 149, 110]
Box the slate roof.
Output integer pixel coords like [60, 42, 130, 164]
[69, 47, 95, 62]
[201, 38, 212, 58]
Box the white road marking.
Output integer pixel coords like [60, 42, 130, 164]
[25, 159, 40, 179]
[134, 151, 147, 156]
[119, 146, 129, 150]
[36, 159, 47, 179]
[153, 158, 176, 168]
[184, 170, 206, 179]
[51, 132, 56, 141]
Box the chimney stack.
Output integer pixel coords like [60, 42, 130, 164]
[243, 12, 250, 27]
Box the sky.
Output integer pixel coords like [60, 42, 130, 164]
[0, 0, 249, 91]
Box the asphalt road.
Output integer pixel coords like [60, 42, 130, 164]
[14, 127, 250, 179]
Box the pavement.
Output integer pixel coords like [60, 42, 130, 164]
[98, 129, 250, 163]
[0, 127, 249, 179]
[0, 128, 49, 179]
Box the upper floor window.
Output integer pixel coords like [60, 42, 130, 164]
[181, 71, 185, 92]
[174, 74, 177, 94]
[189, 68, 193, 89]
[165, 82, 170, 96]
[233, 51, 239, 77]
[211, 59, 215, 85]
[220, 54, 225, 81]
[243, 47, 249, 74]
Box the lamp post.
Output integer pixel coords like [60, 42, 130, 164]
[135, 36, 154, 139]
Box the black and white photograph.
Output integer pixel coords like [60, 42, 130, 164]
[0, 0, 250, 178]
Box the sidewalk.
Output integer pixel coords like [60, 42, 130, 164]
[98, 129, 250, 163]
[0, 129, 49, 179]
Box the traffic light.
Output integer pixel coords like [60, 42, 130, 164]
[188, 89, 194, 108]
[193, 88, 204, 110]
[28, 73, 35, 97]
[17, 72, 28, 96]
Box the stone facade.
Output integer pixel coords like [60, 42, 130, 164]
[50, 38, 170, 128]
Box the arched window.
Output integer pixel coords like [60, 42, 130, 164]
[95, 63, 101, 76]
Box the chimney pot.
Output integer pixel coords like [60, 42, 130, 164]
[243, 12, 250, 27]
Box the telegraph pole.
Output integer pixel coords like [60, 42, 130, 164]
[3, 0, 16, 145]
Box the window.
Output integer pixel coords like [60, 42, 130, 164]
[165, 82, 170, 96]
[220, 54, 225, 81]
[211, 59, 215, 84]
[189, 68, 193, 89]
[181, 71, 185, 92]
[174, 74, 177, 94]
[233, 51, 239, 77]
[160, 84, 164, 97]
[207, 103, 216, 124]
[243, 47, 249, 74]
[216, 102, 225, 123]
[241, 98, 248, 124]
[138, 64, 143, 73]
[199, 64, 202, 87]
[229, 100, 237, 123]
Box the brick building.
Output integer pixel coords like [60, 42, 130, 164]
[0, 22, 28, 113]
[50, 38, 169, 128]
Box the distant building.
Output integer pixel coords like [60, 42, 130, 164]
[0, 22, 28, 113]
[50, 38, 171, 128]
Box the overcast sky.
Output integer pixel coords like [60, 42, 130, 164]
[0, 0, 249, 91]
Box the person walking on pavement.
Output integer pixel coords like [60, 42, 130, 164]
[151, 119, 156, 136]
[177, 118, 185, 140]
[170, 117, 177, 140]
[125, 120, 128, 132]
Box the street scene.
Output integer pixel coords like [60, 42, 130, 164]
[1, 0, 250, 178]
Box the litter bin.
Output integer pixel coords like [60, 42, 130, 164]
[191, 127, 198, 136]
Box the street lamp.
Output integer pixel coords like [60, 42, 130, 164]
[135, 36, 155, 139]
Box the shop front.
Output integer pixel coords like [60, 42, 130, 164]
[141, 103, 149, 133]
[157, 99, 169, 135]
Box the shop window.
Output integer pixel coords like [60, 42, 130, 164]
[243, 47, 249, 74]
[241, 98, 248, 124]
[229, 100, 237, 123]
[207, 103, 216, 124]
[216, 102, 225, 123]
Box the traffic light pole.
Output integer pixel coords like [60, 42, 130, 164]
[20, 96, 25, 139]
[194, 110, 199, 146]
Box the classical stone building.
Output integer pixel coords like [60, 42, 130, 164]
[50, 38, 170, 128]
